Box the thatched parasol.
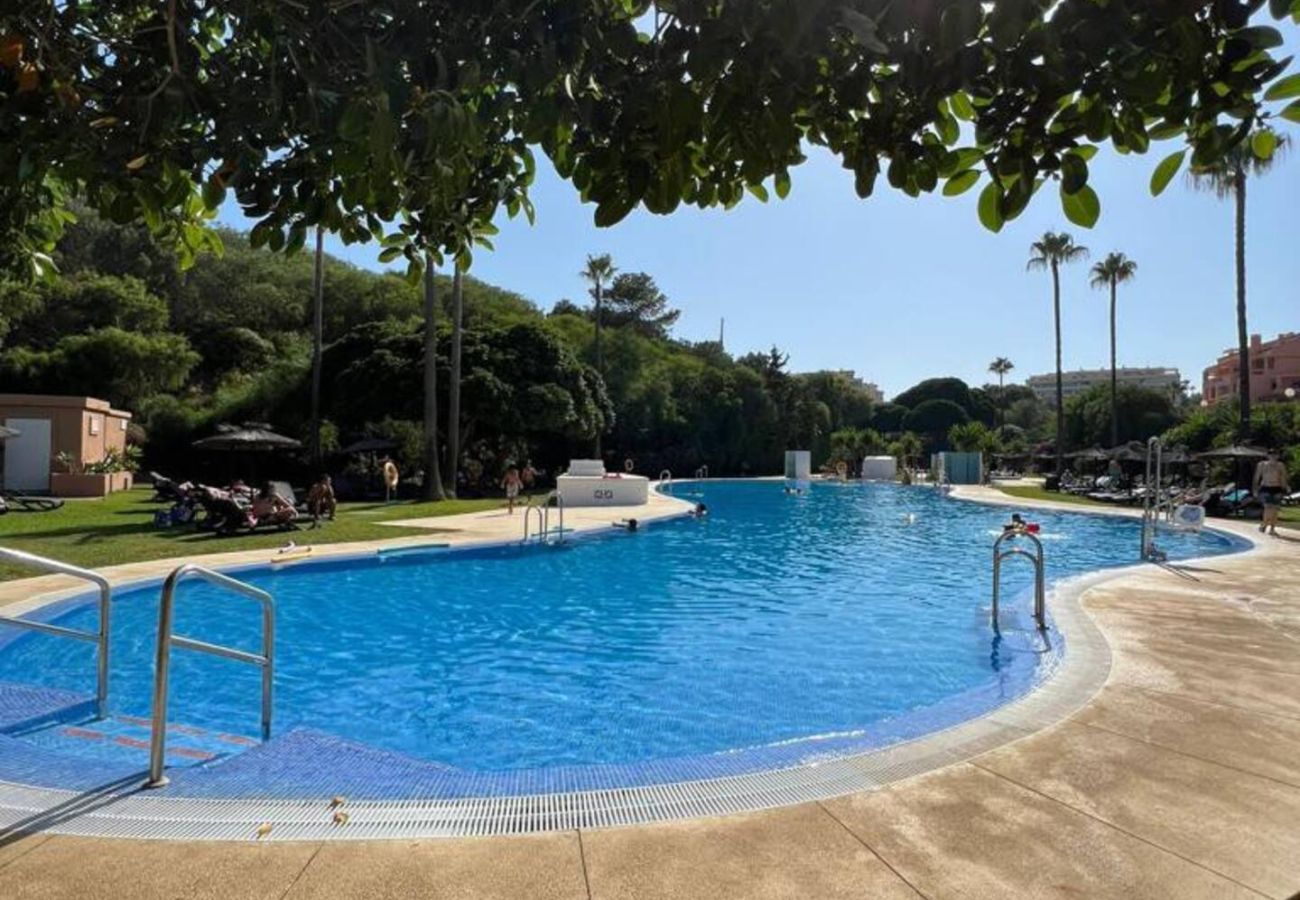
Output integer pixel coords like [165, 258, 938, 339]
[192, 423, 302, 452]
[340, 437, 399, 455]
[1195, 444, 1268, 461]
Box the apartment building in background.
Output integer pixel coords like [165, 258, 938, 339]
[1203, 332, 1300, 405]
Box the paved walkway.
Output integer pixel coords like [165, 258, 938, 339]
[2, 487, 1299, 898]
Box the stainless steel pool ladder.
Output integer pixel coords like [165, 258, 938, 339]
[991, 531, 1046, 631]
[522, 499, 545, 542]
[1141, 436, 1169, 561]
[541, 491, 565, 544]
[0, 546, 112, 718]
[145, 564, 274, 788]
[522, 492, 566, 544]
[658, 469, 673, 494]
[694, 465, 709, 479]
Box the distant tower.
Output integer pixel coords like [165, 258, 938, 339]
[719, 317, 725, 349]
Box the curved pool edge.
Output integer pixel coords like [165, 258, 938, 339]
[0, 481, 1261, 840]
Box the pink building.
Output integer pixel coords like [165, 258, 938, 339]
[1203, 332, 1300, 406]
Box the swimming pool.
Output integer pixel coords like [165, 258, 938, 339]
[0, 482, 1243, 795]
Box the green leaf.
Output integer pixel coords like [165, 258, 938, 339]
[1060, 153, 1088, 194]
[943, 170, 980, 196]
[1066, 145, 1099, 162]
[1061, 183, 1100, 228]
[978, 181, 1004, 232]
[1252, 130, 1279, 159]
[774, 170, 791, 200]
[1270, 0, 1289, 19]
[594, 192, 637, 227]
[949, 92, 976, 122]
[747, 182, 770, 202]
[935, 113, 959, 146]
[1265, 73, 1300, 100]
[1149, 150, 1185, 196]
[201, 178, 226, 210]
[938, 147, 983, 177]
[378, 246, 404, 264]
[1281, 100, 1300, 123]
[1237, 26, 1284, 50]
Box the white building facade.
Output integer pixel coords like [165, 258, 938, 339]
[1025, 367, 1182, 407]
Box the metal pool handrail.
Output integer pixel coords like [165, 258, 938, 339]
[0, 546, 112, 718]
[658, 469, 673, 494]
[541, 491, 566, 544]
[991, 531, 1046, 631]
[522, 500, 546, 542]
[146, 564, 274, 789]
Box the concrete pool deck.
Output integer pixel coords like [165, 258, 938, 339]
[2, 485, 1299, 897]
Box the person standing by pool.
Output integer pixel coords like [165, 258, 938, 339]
[382, 457, 400, 503]
[501, 465, 522, 514]
[521, 459, 537, 490]
[1253, 450, 1290, 536]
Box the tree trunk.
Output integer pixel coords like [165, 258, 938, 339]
[421, 256, 446, 501]
[1052, 261, 1065, 476]
[445, 266, 463, 497]
[594, 282, 604, 458]
[1235, 167, 1251, 440]
[1109, 278, 1118, 448]
[309, 227, 325, 469]
[997, 372, 1005, 429]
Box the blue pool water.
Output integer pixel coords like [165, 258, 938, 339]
[0, 483, 1241, 776]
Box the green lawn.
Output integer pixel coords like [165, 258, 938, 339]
[0, 487, 503, 580]
[995, 486, 1108, 507]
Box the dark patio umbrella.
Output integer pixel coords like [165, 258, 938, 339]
[1065, 447, 1110, 462]
[1108, 442, 1147, 463]
[192, 423, 303, 452]
[192, 424, 302, 483]
[339, 437, 398, 455]
[1195, 445, 1268, 461]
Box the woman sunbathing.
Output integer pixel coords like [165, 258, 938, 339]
[252, 482, 298, 528]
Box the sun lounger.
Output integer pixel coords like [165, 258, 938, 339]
[0, 491, 65, 512]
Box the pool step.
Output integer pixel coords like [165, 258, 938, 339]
[1, 681, 255, 770]
[20, 712, 254, 768]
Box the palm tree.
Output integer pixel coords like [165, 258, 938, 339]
[1027, 232, 1089, 476]
[308, 227, 326, 469]
[1188, 130, 1289, 439]
[444, 265, 464, 497]
[988, 357, 1014, 427]
[1089, 252, 1138, 448]
[421, 255, 446, 501]
[580, 253, 616, 455]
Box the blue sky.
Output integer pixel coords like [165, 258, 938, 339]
[220, 27, 1300, 401]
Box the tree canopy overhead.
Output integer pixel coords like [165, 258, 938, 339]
[2, 1, 1297, 279]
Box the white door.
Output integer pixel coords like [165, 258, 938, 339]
[3, 418, 52, 492]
